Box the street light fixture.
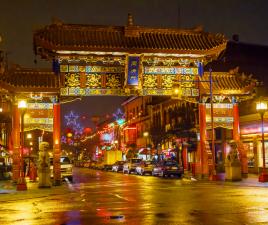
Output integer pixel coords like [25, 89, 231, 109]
[256, 99, 268, 182]
[27, 133, 32, 139]
[17, 100, 27, 191]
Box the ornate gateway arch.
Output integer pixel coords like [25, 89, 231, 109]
[0, 15, 256, 184]
[33, 14, 227, 99]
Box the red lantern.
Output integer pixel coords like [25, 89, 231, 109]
[65, 127, 72, 134]
[84, 127, 92, 134]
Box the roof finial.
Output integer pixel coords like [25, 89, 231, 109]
[127, 13, 134, 26]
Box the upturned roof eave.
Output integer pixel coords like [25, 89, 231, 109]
[34, 41, 227, 59]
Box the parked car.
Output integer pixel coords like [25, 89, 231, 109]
[74, 160, 84, 167]
[152, 160, 183, 178]
[123, 158, 142, 174]
[89, 161, 97, 169]
[136, 160, 155, 175]
[83, 160, 91, 168]
[50, 156, 73, 181]
[95, 161, 104, 170]
[103, 164, 113, 171]
[112, 161, 125, 172]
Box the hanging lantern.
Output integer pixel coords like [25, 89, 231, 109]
[84, 127, 92, 134]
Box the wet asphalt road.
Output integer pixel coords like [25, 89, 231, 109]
[1, 168, 268, 225]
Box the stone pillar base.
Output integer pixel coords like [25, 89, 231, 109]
[196, 174, 209, 180]
[38, 170, 51, 188]
[16, 177, 27, 191]
[53, 179, 61, 186]
[259, 172, 268, 182]
[225, 165, 242, 181]
[209, 173, 225, 181]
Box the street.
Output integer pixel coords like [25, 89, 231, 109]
[1, 168, 268, 225]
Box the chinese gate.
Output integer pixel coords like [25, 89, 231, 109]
[1, 14, 256, 184]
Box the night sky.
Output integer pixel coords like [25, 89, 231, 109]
[0, 0, 268, 128]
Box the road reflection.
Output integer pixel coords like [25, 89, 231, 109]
[1, 168, 268, 225]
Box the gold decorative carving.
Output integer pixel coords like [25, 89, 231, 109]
[65, 73, 80, 87]
[86, 74, 102, 88]
[106, 74, 121, 88]
[143, 74, 157, 88]
[161, 75, 175, 89]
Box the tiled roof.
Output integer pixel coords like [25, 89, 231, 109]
[200, 70, 256, 95]
[0, 66, 59, 92]
[34, 19, 227, 57]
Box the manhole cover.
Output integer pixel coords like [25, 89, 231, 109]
[110, 215, 124, 220]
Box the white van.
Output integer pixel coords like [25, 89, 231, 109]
[50, 156, 73, 181]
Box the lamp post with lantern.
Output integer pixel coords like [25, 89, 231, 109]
[17, 100, 27, 191]
[143, 131, 149, 160]
[256, 99, 268, 182]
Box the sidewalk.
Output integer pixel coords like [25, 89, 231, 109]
[183, 172, 268, 187]
[224, 173, 268, 187]
[0, 179, 16, 194]
[1, 174, 268, 195]
[0, 177, 41, 194]
[0, 177, 72, 195]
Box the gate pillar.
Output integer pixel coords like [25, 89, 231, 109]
[11, 103, 20, 182]
[233, 103, 248, 177]
[197, 103, 209, 178]
[53, 102, 61, 185]
[233, 103, 240, 141]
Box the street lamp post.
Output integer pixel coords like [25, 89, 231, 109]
[256, 100, 268, 182]
[209, 68, 217, 180]
[143, 131, 149, 160]
[17, 100, 27, 191]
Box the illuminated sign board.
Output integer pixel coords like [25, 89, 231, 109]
[205, 103, 234, 129]
[24, 102, 54, 132]
[127, 56, 140, 86]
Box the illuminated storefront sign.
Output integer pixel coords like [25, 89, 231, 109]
[127, 56, 140, 86]
[241, 124, 268, 135]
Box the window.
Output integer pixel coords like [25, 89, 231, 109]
[243, 143, 254, 167]
[60, 157, 71, 164]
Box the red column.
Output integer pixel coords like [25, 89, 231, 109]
[182, 145, 188, 170]
[53, 103, 61, 185]
[233, 103, 248, 177]
[233, 103, 240, 141]
[11, 103, 20, 182]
